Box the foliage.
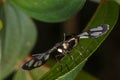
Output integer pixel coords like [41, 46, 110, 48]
[0, 0, 119, 80]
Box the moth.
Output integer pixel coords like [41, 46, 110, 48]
[22, 24, 109, 70]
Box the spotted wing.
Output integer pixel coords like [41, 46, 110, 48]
[77, 24, 109, 38]
[22, 53, 50, 70]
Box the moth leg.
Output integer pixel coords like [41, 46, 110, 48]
[55, 54, 63, 64]
[55, 54, 70, 71]
[74, 48, 84, 57]
[67, 52, 78, 65]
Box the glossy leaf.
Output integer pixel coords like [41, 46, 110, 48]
[0, 2, 37, 79]
[11, 0, 86, 22]
[115, 0, 120, 5]
[39, 1, 119, 80]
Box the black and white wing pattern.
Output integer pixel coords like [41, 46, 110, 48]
[77, 24, 109, 38]
[22, 52, 50, 70]
[22, 44, 59, 70]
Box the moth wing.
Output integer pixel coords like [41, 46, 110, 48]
[22, 53, 49, 70]
[77, 24, 109, 38]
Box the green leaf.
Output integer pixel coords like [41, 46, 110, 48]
[0, 2, 37, 79]
[11, 0, 86, 22]
[115, 0, 120, 5]
[56, 61, 86, 80]
[38, 1, 119, 80]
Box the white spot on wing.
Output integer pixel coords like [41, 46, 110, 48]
[90, 26, 103, 31]
[81, 32, 88, 35]
[27, 60, 34, 67]
[37, 61, 42, 66]
[79, 32, 89, 38]
[44, 54, 50, 60]
[33, 61, 42, 67]
[91, 32, 102, 36]
[80, 36, 89, 38]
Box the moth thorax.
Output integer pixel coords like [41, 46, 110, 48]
[68, 37, 79, 48]
[62, 43, 68, 49]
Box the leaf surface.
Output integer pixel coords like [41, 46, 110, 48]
[11, 0, 86, 22]
[0, 2, 37, 79]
